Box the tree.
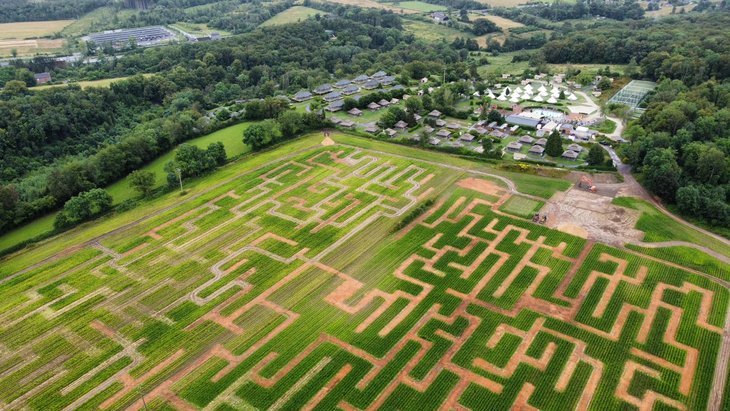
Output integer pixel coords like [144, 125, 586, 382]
[482, 137, 493, 154]
[587, 144, 605, 166]
[545, 130, 563, 157]
[643, 148, 681, 201]
[244, 124, 270, 150]
[128, 170, 155, 197]
[472, 19, 499, 36]
[486, 109, 503, 124]
[54, 188, 112, 229]
[405, 97, 422, 114]
[206, 142, 227, 166]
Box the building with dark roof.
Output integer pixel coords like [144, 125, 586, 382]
[314, 84, 333, 94]
[505, 114, 541, 128]
[292, 90, 312, 102]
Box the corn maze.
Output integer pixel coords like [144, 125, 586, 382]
[0, 145, 728, 410]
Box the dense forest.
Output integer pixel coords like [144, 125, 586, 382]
[0, 0, 109, 23]
[541, 13, 730, 85]
[0, 10, 464, 233]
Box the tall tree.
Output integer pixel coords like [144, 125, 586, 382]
[545, 130, 563, 157]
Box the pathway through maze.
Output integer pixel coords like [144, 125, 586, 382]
[0, 146, 727, 410]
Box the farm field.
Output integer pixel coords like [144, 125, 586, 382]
[474, 14, 525, 30]
[404, 20, 472, 43]
[1, 135, 728, 410]
[260, 6, 322, 27]
[0, 20, 75, 39]
[475, 0, 531, 7]
[31, 76, 137, 90]
[320, 0, 418, 13]
[389, 1, 448, 12]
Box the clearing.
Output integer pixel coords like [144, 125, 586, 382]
[260, 6, 322, 27]
[1, 133, 728, 410]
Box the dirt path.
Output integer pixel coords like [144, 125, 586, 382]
[709, 303, 730, 411]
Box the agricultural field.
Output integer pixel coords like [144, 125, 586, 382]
[474, 14, 525, 30]
[475, 0, 532, 7]
[260, 6, 322, 27]
[0, 20, 72, 57]
[388, 1, 448, 12]
[1, 136, 728, 410]
[320, 0, 419, 14]
[404, 20, 471, 43]
[0, 20, 75, 39]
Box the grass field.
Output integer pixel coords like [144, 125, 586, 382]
[475, 0, 530, 7]
[31, 74, 156, 90]
[320, 0, 418, 13]
[499, 195, 544, 218]
[260, 6, 322, 27]
[0, 20, 74, 39]
[390, 1, 447, 12]
[61, 7, 138, 37]
[613, 196, 730, 258]
[475, 15, 525, 30]
[404, 19, 471, 43]
[106, 121, 254, 203]
[1, 132, 726, 410]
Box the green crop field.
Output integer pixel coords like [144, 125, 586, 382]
[1, 133, 727, 410]
[260, 6, 322, 27]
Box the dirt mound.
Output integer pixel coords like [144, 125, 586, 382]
[321, 137, 336, 146]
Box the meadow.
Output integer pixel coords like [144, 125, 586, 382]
[612, 196, 730, 258]
[1, 134, 727, 410]
[390, 1, 448, 12]
[260, 6, 322, 27]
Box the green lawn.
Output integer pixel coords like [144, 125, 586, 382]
[591, 119, 618, 134]
[613, 196, 730, 258]
[260, 6, 321, 27]
[499, 195, 544, 218]
[391, 1, 448, 12]
[106, 121, 255, 203]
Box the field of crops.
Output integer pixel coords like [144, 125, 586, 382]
[0, 141, 728, 410]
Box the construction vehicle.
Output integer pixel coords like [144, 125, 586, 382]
[578, 175, 597, 193]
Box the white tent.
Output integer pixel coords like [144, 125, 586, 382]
[524, 84, 533, 92]
[551, 87, 560, 94]
[567, 93, 578, 101]
[473, 91, 481, 97]
[511, 92, 521, 99]
[538, 85, 547, 93]
[547, 96, 557, 104]
[510, 95, 520, 103]
[497, 94, 507, 101]
[538, 91, 548, 97]
[513, 87, 523, 94]
[532, 95, 544, 102]
[487, 89, 496, 99]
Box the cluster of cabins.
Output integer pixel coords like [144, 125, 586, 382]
[505, 136, 585, 160]
[505, 114, 598, 142]
[291, 71, 397, 112]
